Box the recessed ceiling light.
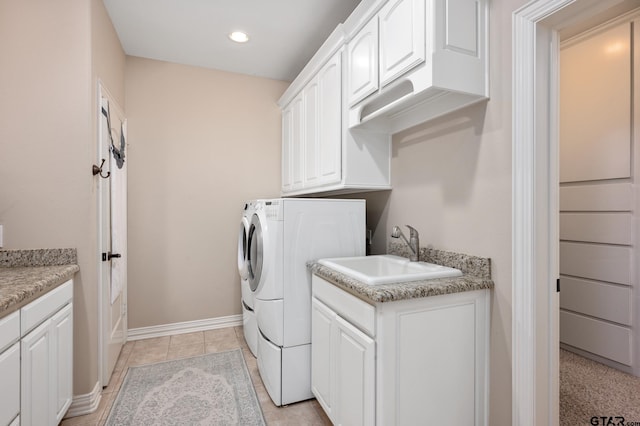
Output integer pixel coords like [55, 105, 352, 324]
[229, 31, 249, 43]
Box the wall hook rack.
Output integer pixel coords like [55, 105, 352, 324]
[92, 159, 110, 178]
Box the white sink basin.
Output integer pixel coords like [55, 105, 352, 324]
[318, 254, 462, 285]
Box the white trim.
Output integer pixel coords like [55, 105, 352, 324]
[127, 314, 243, 341]
[64, 381, 102, 418]
[513, 0, 623, 424]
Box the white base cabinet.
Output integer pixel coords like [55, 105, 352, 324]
[0, 311, 20, 426]
[311, 275, 489, 425]
[312, 298, 375, 426]
[0, 279, 74, 426]
[21, 281, 74, 426]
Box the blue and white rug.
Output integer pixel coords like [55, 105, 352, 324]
[105, 349, 265, 425]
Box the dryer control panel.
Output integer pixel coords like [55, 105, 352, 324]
[261, 199, 283, 221]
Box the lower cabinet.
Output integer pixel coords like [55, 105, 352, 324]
[311, 275, 489, 425]
[21, 317, 54, 426]
[21, 282, 74, 426]
[0, 311, 20, 426]
[311, 299, 375, 425]
[0, 279, 75, 426]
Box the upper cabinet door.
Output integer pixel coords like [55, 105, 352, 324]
[304, 79, 320, 186]
[379, 0, 426, 87]
[290, 95, 305, 190]
[281, 104, 293, 192]
[317, 52, 342, 186]
[347, 19, 379, 106]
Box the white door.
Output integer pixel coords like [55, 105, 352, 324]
[98, 86, 128, 385]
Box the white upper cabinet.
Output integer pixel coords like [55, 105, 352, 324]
[281, 50, 345, 195]
[379, 0, 426, 87]
[347, 0, 488, 133]
[277, 0, 490, 195]
[347, 19, 379, 106]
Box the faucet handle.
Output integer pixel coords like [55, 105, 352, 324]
[405, 225, 419, 237]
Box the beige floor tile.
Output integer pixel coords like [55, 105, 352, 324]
[166, 342, 205, 360]
[169, 331, 204, 346]
[253, 383, 278, 411]
[263, 399, 326, 425]
[243, 352, 263, 386]
[311, 399, 332, 425]
[234, 325, 250, 349]
[97, 391, 118, 426]
[131, 335, 170, 348]
[204, 327, 237, 342]
[127, 349, 167, 366]
[205, 337, 242, 353]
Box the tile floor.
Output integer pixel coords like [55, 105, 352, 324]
[60, 326, 331, 425]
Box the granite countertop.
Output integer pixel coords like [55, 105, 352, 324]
[309, 242, 494, 304]
[0, 249, 79, 318]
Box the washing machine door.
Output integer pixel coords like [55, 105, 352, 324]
[247, 211, 267, 292]
[237, 215, 250, 280]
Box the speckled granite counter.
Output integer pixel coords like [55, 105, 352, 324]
[0, 249, 79, 318]
[309, 243, 494, 304]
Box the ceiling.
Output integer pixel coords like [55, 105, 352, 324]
[103, 0, 362, 82]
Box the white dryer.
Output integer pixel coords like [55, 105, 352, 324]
[238, 201, 258, 357]
[246, 198, 365, 406]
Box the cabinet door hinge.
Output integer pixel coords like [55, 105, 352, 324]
[556, 278, 560, 293]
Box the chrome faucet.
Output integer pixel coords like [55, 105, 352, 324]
[391, 225, 420, 261]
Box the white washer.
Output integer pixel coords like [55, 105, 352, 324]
[246, 198, 366, 406]
[238, 201, 258, 357]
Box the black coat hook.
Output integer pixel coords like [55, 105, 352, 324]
[92, 159, 110, 178]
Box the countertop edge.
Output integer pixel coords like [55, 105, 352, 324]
[0, 264, 79, 318]
[308, 261, 494, 304]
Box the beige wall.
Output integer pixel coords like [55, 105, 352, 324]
[0, 0, 125, 397]
[125, 57, 288, 328]
[368, 0, 527, 423]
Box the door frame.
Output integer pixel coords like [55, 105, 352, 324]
[512, 0, 626, 424]
[97, 81, 128, 386]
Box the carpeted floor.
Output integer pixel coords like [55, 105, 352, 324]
[560, 349, 640, 425]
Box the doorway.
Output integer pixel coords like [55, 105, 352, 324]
[98, 83, 128, 386]
[512, 0, 640, 424]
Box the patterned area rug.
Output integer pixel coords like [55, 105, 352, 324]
[105, 349, 265, 425]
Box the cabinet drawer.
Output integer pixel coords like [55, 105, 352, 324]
[0, 311, 20, 353]
[312, 275, 375, 336]
[21, 280, 73, 336]
[560, 310, 631, 365]
[0, 342, 20, 426]
[559, 277, 631, 325]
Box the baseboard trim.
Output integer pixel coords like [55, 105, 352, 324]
[127, 314, 243, 341]
[65, 380, 102, 418]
